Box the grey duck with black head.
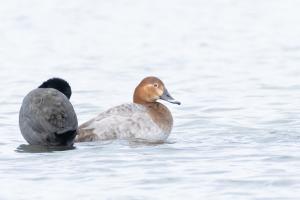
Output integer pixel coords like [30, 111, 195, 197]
[19, 78, 78, 146]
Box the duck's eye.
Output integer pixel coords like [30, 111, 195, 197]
[153, 83, 158, 88]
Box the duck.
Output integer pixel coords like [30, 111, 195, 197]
[19, 78, 78, 146]
[76, 76, 180, 143]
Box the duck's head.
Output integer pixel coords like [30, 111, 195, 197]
[39, 78, 72, 99]
[133, 76, 181, 105]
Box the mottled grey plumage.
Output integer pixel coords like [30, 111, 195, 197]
[19, 88, 78, 146]
[76, 76, 180, 144]
[76, 103, 169, 143]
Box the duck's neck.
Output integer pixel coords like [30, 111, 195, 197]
[133, 87, 173, 133]
[133, 86, 147, 104]
[139, 102, 173, 134]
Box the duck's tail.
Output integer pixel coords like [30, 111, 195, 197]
[75, 128, 99, 142]
[55, 129, 77, 146]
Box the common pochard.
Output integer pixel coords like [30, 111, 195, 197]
[76, 76, 180, 143]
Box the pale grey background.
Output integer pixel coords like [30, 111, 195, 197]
[1, 0, 300, 199]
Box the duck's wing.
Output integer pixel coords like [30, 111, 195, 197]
[77, 103, 164, 142]
[77, 103, 139, 141]
[78, 103, 140, 128]
[76, 103, 144, 142]
[19, 89, 78, 144]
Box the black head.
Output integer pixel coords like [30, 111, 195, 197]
[39, 78, 72, 99]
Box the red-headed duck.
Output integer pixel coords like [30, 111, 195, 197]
[76, 76, 180, 143]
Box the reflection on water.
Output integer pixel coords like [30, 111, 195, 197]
[1, 0, 300, 199]
[16, 144, 76, 153]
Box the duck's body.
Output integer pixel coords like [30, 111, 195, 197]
[19, 78, 78, 146]
[76, 76, 180, 143]
[76, 102, 172, 143]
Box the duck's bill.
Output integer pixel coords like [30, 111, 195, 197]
[160, 89, 181, 105]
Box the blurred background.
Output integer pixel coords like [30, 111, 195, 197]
[1, 0, 300, 199]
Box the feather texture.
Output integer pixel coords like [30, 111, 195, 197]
[19, 88, 78, 146]
[76, 103, 170, 143]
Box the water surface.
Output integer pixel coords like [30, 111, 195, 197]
[1, 0, 300, 199]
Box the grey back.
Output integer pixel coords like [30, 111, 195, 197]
[19, 88, 78, 146]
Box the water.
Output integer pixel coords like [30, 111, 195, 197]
[1, 0, 300, 199]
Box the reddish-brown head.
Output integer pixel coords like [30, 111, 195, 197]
[133, 76, 180, 105]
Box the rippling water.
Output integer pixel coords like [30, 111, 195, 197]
[1, 0, 300, 199]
